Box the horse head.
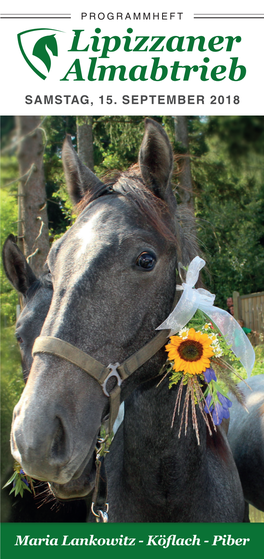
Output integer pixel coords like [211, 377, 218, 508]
[10, 119, 179, 498]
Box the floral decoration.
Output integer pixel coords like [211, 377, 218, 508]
[2, 462, 34, 498]
[162, 310, 246, 445]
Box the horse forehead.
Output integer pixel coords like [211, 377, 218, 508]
[76, 212, 101, 247]
[76, 196, 137, 234]
[74, 208, 118, 258]
[55, 197, 155, 265]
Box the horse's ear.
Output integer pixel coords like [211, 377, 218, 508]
[62, 135, 103, 204]
[2, 234, 37, 295]
[139, 118, 174, 201]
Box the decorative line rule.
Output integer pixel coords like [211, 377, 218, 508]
[194, 14, 264, 18]
[0, 14, 71, 18]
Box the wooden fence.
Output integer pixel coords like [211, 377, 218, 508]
[233, 291, 264, 345]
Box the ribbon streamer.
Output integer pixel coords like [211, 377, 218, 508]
[157, 256, 255, 377]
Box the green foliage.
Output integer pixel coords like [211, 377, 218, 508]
[0, 154, 25, 483]
[2, 463, 33, 498]
[1, 325, 24, 481]
[190, 118, 264, 307]
[0, 156, 19, 323]
[0, 116, 15, 148]
[42, 116, 76, 234]
[207, 116, 264, 159]
[93, 116, 145, 174]
[222, 343, 264, 385]
[240, 344, 264, 378]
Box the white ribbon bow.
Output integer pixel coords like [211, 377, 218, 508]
[157, 256, 255, 378]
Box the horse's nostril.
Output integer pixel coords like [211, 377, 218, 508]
[50, 417, 67, 461]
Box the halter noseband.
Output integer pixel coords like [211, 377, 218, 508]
[32, 325, 172, 433]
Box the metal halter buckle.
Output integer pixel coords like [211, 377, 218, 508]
[102, 362, 122, 397]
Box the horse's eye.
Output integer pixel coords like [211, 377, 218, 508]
[136, 251, 156, 271]
[15, 333, 23, 344]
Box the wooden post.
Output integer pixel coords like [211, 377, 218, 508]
[16, 116, 50, 277]
[77, 116, 94, 170]
[173, 116, 194, 209]
[233, 291, 240, 321]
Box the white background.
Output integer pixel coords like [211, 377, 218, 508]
[0, 0, 263, 115]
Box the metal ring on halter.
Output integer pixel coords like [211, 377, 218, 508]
[102, 363, 122, 397]
[91, 502, 109, 522]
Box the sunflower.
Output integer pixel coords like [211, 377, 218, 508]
[165, 327, 214, 376]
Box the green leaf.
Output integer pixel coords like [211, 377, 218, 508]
[22, 483, 32, 494]
[14, 483, 21, 497]
[2, 471, 17, 488]
[32, 35, 58, 72]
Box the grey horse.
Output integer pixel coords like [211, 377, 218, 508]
[228, 374, 264, 514]
[2, 235, 91, 519]
[10, 119, 245, 521]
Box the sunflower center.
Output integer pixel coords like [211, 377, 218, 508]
[178, 340, 204, 362]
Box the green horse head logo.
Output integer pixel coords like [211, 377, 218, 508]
[18, 28, 62, 80]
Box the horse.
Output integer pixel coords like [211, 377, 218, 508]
[2, 235, 53, 382]
[228, 374, 264, 514]
[10, 118, 245, 521]
[2, 235, 89, 521]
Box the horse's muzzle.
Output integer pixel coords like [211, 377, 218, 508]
[10, 394, 98, 486]
[49, 451, 97, 500]
[11, 407, 73, 483]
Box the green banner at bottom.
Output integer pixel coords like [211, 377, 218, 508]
[1, 522, 263, 559]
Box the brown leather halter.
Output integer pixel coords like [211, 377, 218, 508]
[32, 325, 172, 433]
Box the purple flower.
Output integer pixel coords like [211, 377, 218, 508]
[203, 368, 217, 383]
[204, 391, 232, 425]
[217, 392, 232, 409]
[19, 468, 29, 487]
[211, 402, 230, 425]
[204, 394, 212, 413]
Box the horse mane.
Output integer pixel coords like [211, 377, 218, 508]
[75, 163, 201, 279]
[75, 164, 195, 255]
